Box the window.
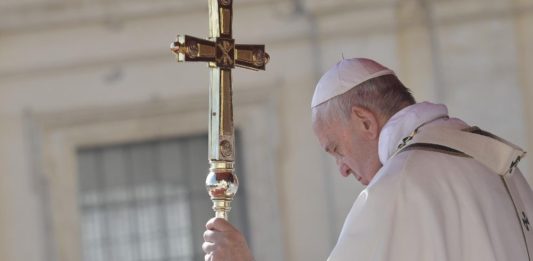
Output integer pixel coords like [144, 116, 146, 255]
[77, 134, 249, 261]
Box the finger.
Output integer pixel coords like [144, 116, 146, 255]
[203, 229, 225, 244]
[203, 229, 215, 242]
[206, 217, 232, 232]
[202, 241, 216, 254]
[204, 252, 212, 261]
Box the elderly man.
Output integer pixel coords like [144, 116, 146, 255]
[202, 58, 533, 260]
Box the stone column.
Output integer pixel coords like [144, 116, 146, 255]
[395, 0, 439, 102]
[512, 0, 533, 184]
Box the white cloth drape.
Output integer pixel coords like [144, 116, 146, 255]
[328, 102, 533, 261]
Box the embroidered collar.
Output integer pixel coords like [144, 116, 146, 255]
[378, 102, 449, 164]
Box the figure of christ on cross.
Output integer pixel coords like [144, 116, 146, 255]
[170, 0, 269, 220]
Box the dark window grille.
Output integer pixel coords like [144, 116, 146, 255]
[77, 134, 249, 261]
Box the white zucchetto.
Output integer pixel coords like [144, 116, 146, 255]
[311, 58, 395, 108]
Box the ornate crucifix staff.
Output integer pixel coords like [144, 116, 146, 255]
[170, 0, 269, 220]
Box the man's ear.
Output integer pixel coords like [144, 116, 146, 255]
[350, 106, 380, 139]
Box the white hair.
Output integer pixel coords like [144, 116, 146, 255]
[312, 74, 416, 126]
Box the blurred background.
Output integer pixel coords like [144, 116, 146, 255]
[0, 0, 532, 260]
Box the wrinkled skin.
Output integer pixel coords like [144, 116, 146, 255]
[202, 217, 254, 261]
[313, 105, 384, 185]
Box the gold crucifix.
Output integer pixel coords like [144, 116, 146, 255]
[170, 0, 269, 220]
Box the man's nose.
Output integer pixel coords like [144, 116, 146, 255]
[339, 164, 351, 177]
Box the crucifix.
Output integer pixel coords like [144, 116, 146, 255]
[170, 0, 269, 220]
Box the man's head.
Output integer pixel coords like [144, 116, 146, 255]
[312, 58, 415, 185]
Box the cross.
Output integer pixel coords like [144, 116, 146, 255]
[170, 0, 269, 220]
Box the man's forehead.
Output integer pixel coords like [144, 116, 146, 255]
[314, 120, 339, 148]
[314, 114, 343, 133]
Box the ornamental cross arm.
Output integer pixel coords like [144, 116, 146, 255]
[171, 35, 270, 71]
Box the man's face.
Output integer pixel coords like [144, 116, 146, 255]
[313, 111, 381, 186]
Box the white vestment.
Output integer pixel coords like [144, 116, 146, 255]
[328, 102, 533, 261]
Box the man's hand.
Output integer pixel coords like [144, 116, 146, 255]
[202, 217, 255, 261]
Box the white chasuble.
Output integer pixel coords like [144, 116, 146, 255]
[328, 102, 533, 261]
